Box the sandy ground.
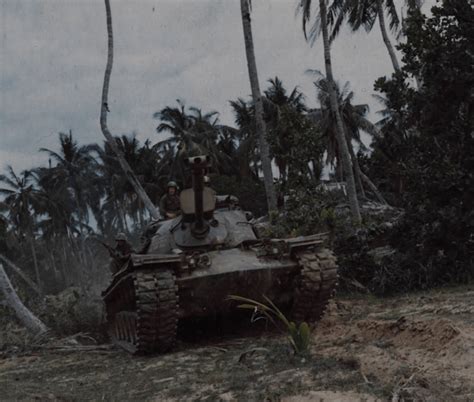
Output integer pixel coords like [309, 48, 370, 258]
[1, 285, 473, 401]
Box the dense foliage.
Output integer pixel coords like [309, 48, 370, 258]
[367, 1, 474, 290]
[1, 0, 472, 300]
[2, 75, 371, 295]
[267, 1, 473, 294]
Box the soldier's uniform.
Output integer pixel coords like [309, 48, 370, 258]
[109, 233, 134, 274]
[159, 194, 181, 217]
[159, 181, 181, 219]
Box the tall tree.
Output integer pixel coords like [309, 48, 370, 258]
[263, 77, 323, 184]
[311, 77, 384, 201]
[0, 167, 42, 290]
[100, 0, 159, 220]
[229, 98, 261, 179]
[332, 0, 401, 72]
[299, 0, 362, 222]
[240, 0, 277, 213]
[154, 101, 234, 177]
[39, 131, 101, 233]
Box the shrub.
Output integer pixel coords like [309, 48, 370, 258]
[229, 295, 311, 356]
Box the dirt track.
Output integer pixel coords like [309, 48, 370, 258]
[1, 286, 473, 401]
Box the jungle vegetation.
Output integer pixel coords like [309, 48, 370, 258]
[0, 0, 472, 297]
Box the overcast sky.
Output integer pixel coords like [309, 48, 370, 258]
[0, 0, 431, 173]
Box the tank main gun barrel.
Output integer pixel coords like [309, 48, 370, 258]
[186, 155, 211, 238]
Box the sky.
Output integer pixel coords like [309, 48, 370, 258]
[0, 0, 432, 173]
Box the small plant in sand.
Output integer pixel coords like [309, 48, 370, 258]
[228, 295, 311, 355]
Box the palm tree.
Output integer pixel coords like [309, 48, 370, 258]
[39, 131, 101, 233]
[264, 77, 320, 183]
[229, 97, 261, 179]
[370, 93, 410, 197]
[240, 0, 277, 213]
[298, 0, 362, 222]
[331, 0, 401, 72]
[101, 0, 159, 220]
[311, 77, 387, 204]
[154, 100, 234, 182]
[0, 167, 42, 290]
[155, 100, 194, 143]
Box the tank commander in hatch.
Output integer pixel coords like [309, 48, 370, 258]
[159, 181, 181, 219]
[107, 232, 134, 274]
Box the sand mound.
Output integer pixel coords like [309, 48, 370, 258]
[355, 317, 461, 350]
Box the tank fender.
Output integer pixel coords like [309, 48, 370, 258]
[130, 254, 183, 269]
[279, 233, 330, 255]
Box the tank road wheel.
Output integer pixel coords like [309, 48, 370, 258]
[292, 248, 338, 323]
[134, 269, 179, 354]
[105, 269, 179, 354]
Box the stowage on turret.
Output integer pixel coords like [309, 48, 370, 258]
[102, 155, 338, 354]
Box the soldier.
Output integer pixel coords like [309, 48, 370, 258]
[107, 233, 134, 274]
[159, 181, 181, 219]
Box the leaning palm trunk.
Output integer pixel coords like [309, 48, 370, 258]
[319, 0, 361, 222]
[0, 254, 42, 296]
[360, 171, 388, 205]
[0, 264, 48, 335]
[101, 0, 159, 220]
[346, 137, 366, 199]
[28, 232, 42, 294]
[240, 0, 277, 213]
[377, 0, 400, 72]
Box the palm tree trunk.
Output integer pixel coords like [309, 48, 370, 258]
[347, 137, 366, 199]
[122, 206, 130, 233]
[28, 233, 42, 293]
[377, 0, 401, 72]
[319, 0, 361, 223]
[0, 264, 48, 334]
[115, 200, 125, 231]
[360, 171, 389, 205]
[336, 161, 344, 182]
[240, 0, 277, 213]
[49, 251, 61, 283]
[0, 254, 42, 296]
[101, 0, 159, 220]
[311, 159, 322, 182]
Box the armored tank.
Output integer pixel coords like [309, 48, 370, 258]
[102, 156, 338, 354]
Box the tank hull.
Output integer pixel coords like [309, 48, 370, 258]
[177, 248, 300, 318]
[102, 244, 338, 354]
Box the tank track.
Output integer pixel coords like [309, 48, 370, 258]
[292, 248, 338, 323]
[105, 269, 178, 354]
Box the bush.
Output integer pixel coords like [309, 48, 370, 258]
[229, 295, 311, 356]
[212, 175, 268, 217]
[262, 187, 344, 239]
[41, 287, 104, 336]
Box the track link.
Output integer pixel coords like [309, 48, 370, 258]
[292, 248, 338, 323]
[105, 269, 178, 354]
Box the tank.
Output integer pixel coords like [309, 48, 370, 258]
[102, 156, 338, 354]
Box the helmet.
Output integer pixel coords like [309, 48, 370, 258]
[167, 181, 177, 189]
[115, 232, 127, 241]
